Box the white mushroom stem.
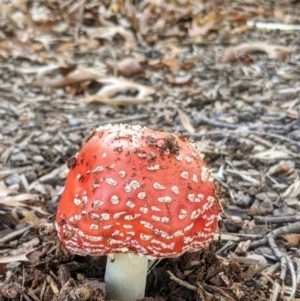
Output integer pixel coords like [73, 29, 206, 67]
[105, 253, 148, 301]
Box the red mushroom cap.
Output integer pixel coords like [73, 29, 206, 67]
[55, 124, 219, 259]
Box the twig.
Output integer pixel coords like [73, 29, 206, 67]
[167, 270, 197, 291]
[296, 258, 300, 283]
[22, 265, 25, 301]
[214, 232, 263, 242]
[28, 165, 67, 191]
[254, 215, 300, 224]
[191, 129, 300, 147]
[269, 281, 281, 301]
[267, 237, 287, 281]
[0, 225, 34, 245]
[192, 113, 298, 133]
[57, 131, 76, 148]
[285, 255, 297, 301]
[259, 263, 280, 285]
[260, 272, 275, 285]
[85, 97, 153, 106]
[201, 283, 236, 301]
[247, 20, 300, 31]
[0, 166, 34, 179]
[250, 221, 300, 248]
[73, 0, 86, 39]
[147, 259, 161, 274]
[11, 282, 32, 301]
[167, 270, 231, 301]
[26, 288, 42, 301]
[215, 240, 236, 255]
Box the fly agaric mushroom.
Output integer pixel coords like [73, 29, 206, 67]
[55, 124, 219, 301]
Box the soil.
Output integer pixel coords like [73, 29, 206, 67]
[0, 0, 300, 300]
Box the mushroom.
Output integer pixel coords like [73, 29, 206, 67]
[55, 124, 219, 301]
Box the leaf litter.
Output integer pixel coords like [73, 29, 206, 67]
[0, 0, 300, 300]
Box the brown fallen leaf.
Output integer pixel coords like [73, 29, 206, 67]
[188, 11, 217, 38]
[85, 77, 155, 105]
[83, 26, 135, 44]
[220, 42, 292, 63]
[273, 9, 286, 22]
[30, 66, 104, 88]
[283, 234, 300, 247]
[165, 43, 183, 56]
[106, 58, 145, 77]
[230, 25, 249, 35]
[177, 107, 196, 134]
[161, 57, 195, 72]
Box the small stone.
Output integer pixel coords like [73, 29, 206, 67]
[32, 155, 44, 163]
[295, 249, 300, 258]
[5, 173, 20, 186]
[25, 171, 37, 182]
[10, 152, 27, 162]
[273, 205, 295, 217]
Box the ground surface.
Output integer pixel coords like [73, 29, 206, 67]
[0, 0, 300, 300]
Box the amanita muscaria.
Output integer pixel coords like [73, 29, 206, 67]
[55, 124, 219, 301]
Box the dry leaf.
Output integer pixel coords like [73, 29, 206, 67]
[83, 26, 135, 44]
[177, 107, 196, 134]
[165, 74, 192, 85]
[0, 181, 16, 198]
[226, 169, 260, 185]
[220, 42, 292, 63]
[106, 58, 145, 77]
[161, 57, 195, 72]
[230, 25, 249, 35]
[283, 234, 300, 247]
[85, 77, 155, 105]
[31, 66, 104, 88]
[161, 57, 182, 72]
[188, 11, 217, 38]
[165, 43, 182, 56]
[273, 9, 286, 22]
[282, 176, 300, 198]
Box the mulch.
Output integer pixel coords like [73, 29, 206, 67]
[0, 0, 300, 300]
